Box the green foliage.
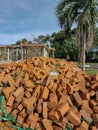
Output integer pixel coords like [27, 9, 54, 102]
[16, 38, 32, 45]
[56, 0, 98, 70]
[33, 35, 45, 43]
[44, 30, 78, 61]
[86, 69, 98, 75]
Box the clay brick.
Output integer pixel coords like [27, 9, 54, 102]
[57, 102, 70, 116]
[27, 113, 34, 125]
[35, 122, 43, 130]
[79, 121, 89, 130]
[90, 100, 98, 107]
[95, 123, 98, 128]
[13, 86, 24, 98]
[30, 113, 39, 129]
[96, 91, 98, 101]
[49, 92, 58, 106]
[20, 109, 26, 118]
[57, 84, 65, 95]
[93, 114, 98, 123]
[3, 86, 16, 99]
[90, 91, 96, 97]
[25, 91, 31, 99]
[32, 85, 41, 98]
[6, 106, 11, 114]
[49, 109, 60, 121]
[23, 123, 29, 129]
[66, 111, 81, 126]
[42, 119, 53, 130]
[3, 125, 10, 130]
[7, 95, 15, 107]
[67, 84, 74, 94]
[17, 104, 23, 112]
[43, 102, 48, 118]
[2, 74, 11, 84]
[82, 100, 93, 114]
[22, 97, 37, 114]
[80, 108, 93, 122]
[24, 73, 29, 80]
[65, 95, 74, 106]
[51, 83, 58, 92]
[22, 63, 28, 71]
[77, 80, 87, 93]
[40, 73, 48, 81]
[70, 106, 78, 114]
[17, 115, 24, 126]
[61, 117, 68, 124]
[11, 109, 18, 118]
[0, 71, 5, 82]
[91, 126, 97, 130]
[24, 79, 35, 88]
[41, 86, 49, 100]
[59, 95, 66, 105]
[65, 70, 73, 78]
[48, 81, 54, 90]
[15, 92, 24, 103]
[85, 93, 90, 100]
[37, 99, 43, 114]
[52, 125, 62, 130]
[15, 76, 22, 87]
[91, 81, 98, 89]
[73, 92, 83, 106]
[93, 106, 98, 113]
[94, 74, 98, 80]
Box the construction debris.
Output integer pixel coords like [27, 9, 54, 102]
[0, 57, 97, 130]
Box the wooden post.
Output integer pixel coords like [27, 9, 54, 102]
[24, 48, 27, 59]
[53, 50, 54, 58]
[7, 47, 10, 61]
[16, 48, 18, 60]
[42, 47, 48, 57]
[21, 47, 23, 60]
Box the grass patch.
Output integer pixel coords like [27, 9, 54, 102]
[86, 69, 98, 75]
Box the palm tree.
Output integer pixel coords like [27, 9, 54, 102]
[56, 0, 98, 71]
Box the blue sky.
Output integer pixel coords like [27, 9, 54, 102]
[0, 0, 60, 44]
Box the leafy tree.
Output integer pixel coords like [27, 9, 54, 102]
[33, 35, 45, 44]
[47, 30, 78, 61]
[56, 0, 98, 70]
[16, 38, 32, 45]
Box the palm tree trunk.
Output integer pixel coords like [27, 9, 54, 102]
[82, 42, 86, 71]
[82, 28, 86, 71]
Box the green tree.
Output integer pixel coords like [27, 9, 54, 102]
[16, 38, 32, 45]
[47, 30, 78, 61]
[33, 35, 45, 44]
[56, 0, 98, 70]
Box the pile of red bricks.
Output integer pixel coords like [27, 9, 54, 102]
[0, 57, 97, 130]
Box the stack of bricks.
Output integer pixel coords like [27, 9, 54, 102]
[0, 57, 97, 130]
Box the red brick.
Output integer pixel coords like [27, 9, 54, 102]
[7, 95, 15, 107]
[30, 113, 39, 129]
[41, 86, 49, 100]
[37, 99, 43, 114]
[79, 121, 89, 130]
[91, 81, 98, 89]
[13, 86, 24, 98]
[57, 102, 70, 116]
[66, 111, 81, 126]
[42, 119, 53, 130]
[96, 91, 98, 101]
[80, 108, 93, 122]
[73, 92, 83, 106]
[43, 102, 48, 118]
